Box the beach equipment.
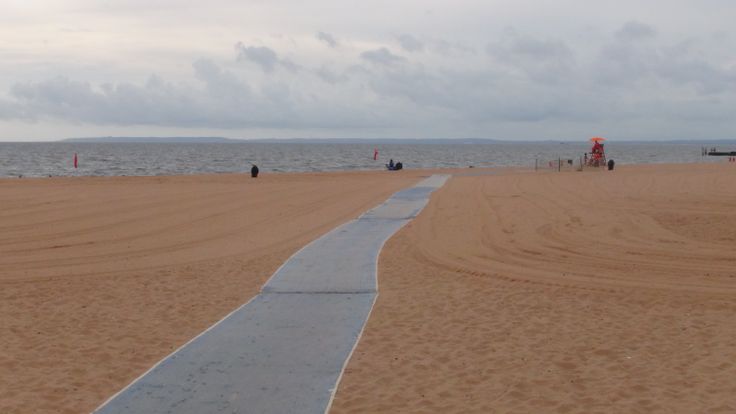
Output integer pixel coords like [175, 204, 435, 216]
[706, 150, 736, 156]
[586, 137, 607, 167]
[386, 161, 403, 171]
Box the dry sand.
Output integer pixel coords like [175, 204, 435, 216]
[332, 163, 736, 413]
[0, 170, 426, 414]
[4, 164, 735, 414]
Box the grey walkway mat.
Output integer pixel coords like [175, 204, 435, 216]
[391, 186, 437, 200]
[415, 174, 450, 188]
[262, 218, 407, 293]
[359, 199, 427, 220]
[357, 175, 448, 220]
[96, 293, 375, 414]
[94, 175, 450, 414]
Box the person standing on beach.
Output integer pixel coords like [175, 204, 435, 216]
[251, 164, 259, 178]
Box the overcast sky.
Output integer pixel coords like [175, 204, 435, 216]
[1, 0, 735, 141]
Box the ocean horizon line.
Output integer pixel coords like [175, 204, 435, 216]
[3, 137, 736, 145]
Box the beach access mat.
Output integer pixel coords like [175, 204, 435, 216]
[261, 219, 407, 294]
[94, 175, 449, 414]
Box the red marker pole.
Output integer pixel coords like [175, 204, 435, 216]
[373, 148, 378, 161]
[74, 153, 78, 169]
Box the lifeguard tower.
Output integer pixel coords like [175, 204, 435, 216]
[586, 137, 607, 167]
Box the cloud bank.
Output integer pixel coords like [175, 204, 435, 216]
[1, 3, 735, 141]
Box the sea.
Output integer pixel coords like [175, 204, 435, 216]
[0, 141, 725, 178]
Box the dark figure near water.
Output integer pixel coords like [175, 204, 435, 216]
[386, 159, 403, 171]
[607, 159, 615, 171]
[251, 164, 259, 178]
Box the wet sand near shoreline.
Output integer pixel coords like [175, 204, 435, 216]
[0, 170, 425, 414]
[332, 163, 736, 413]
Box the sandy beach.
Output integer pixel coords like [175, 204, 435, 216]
[0, 170, 425, 414]
[2, 163, 736, 413]
[332, 163, 736, 413]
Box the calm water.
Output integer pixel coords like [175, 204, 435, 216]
[0, 141, 721, 178]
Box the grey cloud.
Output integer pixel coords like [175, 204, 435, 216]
[5, 1, 736, 141]
[487, 31, 575, 83]
[429, 39, 476, 56]
[616, 21, 657, 41]
[313, 66, 349, 84]
[397, 34, 424, 52]
[9, 75, 204, 126]
[4, 62, 297, 128]
[316, 31, 338, 48]
[0, 61, 387, 129]
[488, 30, 573, 62]
[593, 43, 650, 85]
[360, 47, 406, 66]
[594, 38, 736, 94]
[235, 43, 279, 72]
[367, 68, 444, 106]
[279, 59, 301, 73]
[345, 51, 734, 127]
[3, 25, 736, 139]
[656, 58, 736, 94]
[0, 96, 24, 119]
[234, 42, 301, 73]
[369, 66, 594, 123]
[193, 59, 252, 99]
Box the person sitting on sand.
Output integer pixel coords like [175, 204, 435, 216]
[251, 164, 259, 178]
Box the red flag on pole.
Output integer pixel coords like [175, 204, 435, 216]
[373, 148, 378, 160]
[74, 153, 78, 169]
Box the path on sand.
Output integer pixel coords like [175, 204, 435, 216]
[1, 171, 424, 414]
[94, 175, 449, 414]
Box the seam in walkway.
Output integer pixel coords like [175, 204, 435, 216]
[93, 174, 450, 414]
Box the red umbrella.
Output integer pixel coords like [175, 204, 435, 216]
[590, 137, 606, 143]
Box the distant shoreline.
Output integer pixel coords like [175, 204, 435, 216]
[22, 137, 736, 145]
[62, 137, 235, 143]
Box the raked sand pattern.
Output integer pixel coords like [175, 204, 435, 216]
[3, 164, 736, 413]
[0, 171, 427, 414]
[331, 163, 736, 413]
[93, 175, 448, 413]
